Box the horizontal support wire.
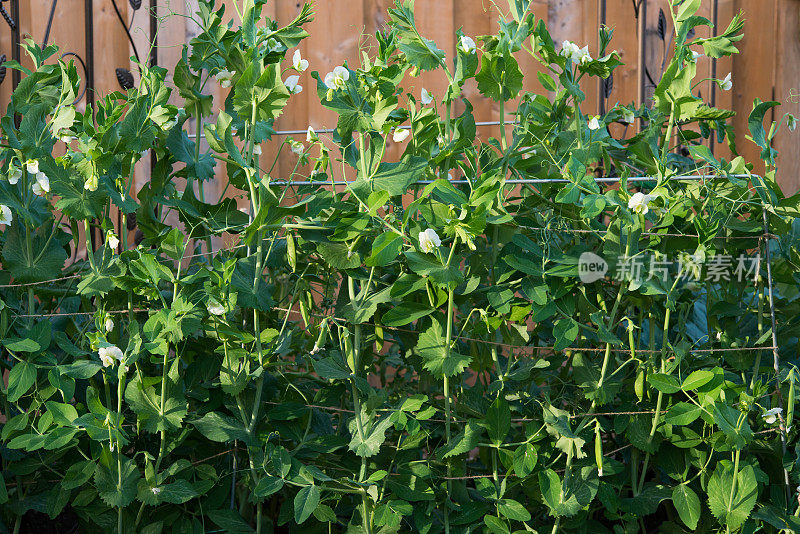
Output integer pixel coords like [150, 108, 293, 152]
[187, 121, 507, 139]
[268, 174, 751, 187]
[271, 306, 775, 356]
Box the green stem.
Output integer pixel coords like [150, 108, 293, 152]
[117, 371, 124, 534]
[550, 445, 575, 534]
[637, 307, 671, 494]
[727, 448, 741, 516]
[751, 274, 764, 391]
[443, 287, 455, 534]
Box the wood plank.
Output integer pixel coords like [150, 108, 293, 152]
[773, 0, 800, 193]
[603, 0, 641, 141]
[731, 0, 776, 178]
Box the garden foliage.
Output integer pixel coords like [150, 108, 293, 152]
[3, 0, 800, 532]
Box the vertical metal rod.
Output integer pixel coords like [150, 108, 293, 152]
[762, 208, 790, 500]
[84, 0, 96, 252]
[11, 0, 19, 89]
[636, 0, 647, 133]
[709, 0, 718, 155]
[43, 0, 58, 46]
[150, 0, 157, 68]
[84, 0, 94, 112]
[598, 0, 607, 116]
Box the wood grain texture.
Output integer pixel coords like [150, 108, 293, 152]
[3, 0, 799, 193]
[773, 0, 800, 192]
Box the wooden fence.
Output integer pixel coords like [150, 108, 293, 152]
[2, 0, 800, 200]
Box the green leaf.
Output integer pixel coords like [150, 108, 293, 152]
[7, 361, 36, 402]
[539, 466, 599, 517]
[405, 251, 464, 286]
[416, 319, 471, 377]
[1, 222, 67, 283]
[160, 480, 199, 504]
[45, 401, 79, 426]
[61, 360, 102, 379]
[676, 0, 701, 21]
[485, 397, 511, 445]
[233, 62, 290, 124]
[497, 498, 531, 521]
[254, 476, 284, 498]
[476, 51, 524, 102]
[313, 357, 352, 380]
[366, 232, 403, 267]
[349, 156, 428, 198]
[125, 375, 187, 433]
[317, 242, 361, 270]
[442, 419, 482, 458]
[62, 461, 95, 490]
[647, 373, 681, 394]
[713, 401, 753, 449]
[348, 410, 396, 457]
[513, 443, 538, 477]
[682, 369, 714, 391]
[95, 458, 140, 508]
[483, 515, 510, 534]
[192, 412, 252, 444]
[381, 302, 434, 327]
[207, 509, 255, 533]
[3, 338, 41, 352]
[294, 485, 321, 524]
[707, 463, 757, 530]
[665, 402, 702, 426]
[672, 484, 701, 530]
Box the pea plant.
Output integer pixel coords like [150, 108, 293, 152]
[2, 0, 800, 532]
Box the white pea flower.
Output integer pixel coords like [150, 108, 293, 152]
[106, 231, 120, 250]
[719, 72, 732, 91]
[561, 40, 580, 58]
[690, 50, 703, 61]
[628, 192, 654, 215]
[32, 172, 50, 196]
[109, 442, 115, 452]
[575, 46, 592, 64]
[207, 301, 225, 316]
[99, 345, 124, 363]
[214, 69, 235, 88]
[561, 41, 591, 64]
[151, 487, 162, 495]
[418, 228, 441, 254]
[421, 88, 433, 106]
[292, 49, 309, 72]
[253, 144, 262, 155]
[763, 407, 783, 425]
[25, 159, 39, 174]
[392, 128, 410, 143]
[324, 66, 350, 90]
[84, 172, 98, 192]
[306, 126, 317, 142]
[587, 116, 601, 130]
[99, 349, 115, 367]
[285, 75, 303, 95]
[0, 204, 12, 225]
[8, 163, 21, 185]
[621, 109, 635, 124]
[459, 35, 476, 54]
[290, 141, 305, 156]
[60, 133, 76, 144]
[105, 317, 114, 333]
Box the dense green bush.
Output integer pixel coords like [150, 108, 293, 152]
[2, 0, 800, 532]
